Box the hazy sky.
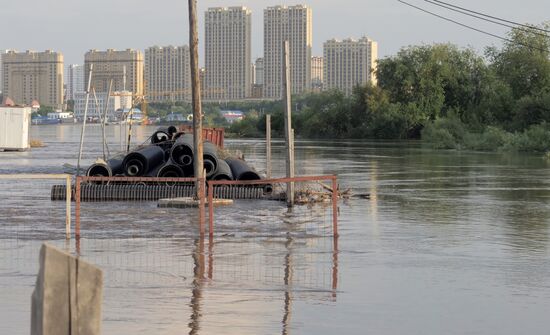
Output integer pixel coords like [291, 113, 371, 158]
[1, 0, 548, 66]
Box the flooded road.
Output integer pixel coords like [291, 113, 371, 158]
[1, 124, 550, 334]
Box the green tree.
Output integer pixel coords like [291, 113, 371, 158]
[487, 23, 550, 100]
[377, 44, 489, 123]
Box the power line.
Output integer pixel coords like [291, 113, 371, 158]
[397, 0, 549, 53]
[423, 0, 549, 37]
[429, 0, 550, 34]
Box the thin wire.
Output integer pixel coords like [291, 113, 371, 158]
[397, 0, 549, 53]
[423, 0, 550, 37]
[430, 0, 550, 34]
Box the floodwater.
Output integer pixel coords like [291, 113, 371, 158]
[1, 124, 550, 335]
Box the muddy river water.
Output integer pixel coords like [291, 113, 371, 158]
[1, 124, 549, 334]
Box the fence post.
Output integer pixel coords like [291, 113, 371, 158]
[331, 176, 338, 238]
[208, 181, 214, 238]
[266, 114, 272, 179]
[75, 176, 81, 239]
[65, 175, 72, 240]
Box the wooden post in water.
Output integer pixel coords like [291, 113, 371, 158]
[266, 114, 272, 179]
[282, 41, 295, 207]
[188, 0, 205, 235]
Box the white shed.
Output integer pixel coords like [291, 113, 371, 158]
[0, 107, 32, 151]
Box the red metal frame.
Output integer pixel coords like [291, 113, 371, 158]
[207, 175, 339, 238]
[178, 125, 225, 148]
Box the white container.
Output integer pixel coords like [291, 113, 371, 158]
[0, 107, 32, 151]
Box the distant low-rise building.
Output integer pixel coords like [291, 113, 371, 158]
[222, 110, 244, 124]
[73, 91, 132, 121]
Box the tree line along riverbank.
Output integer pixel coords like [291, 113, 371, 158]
[227, 24, 550, 153]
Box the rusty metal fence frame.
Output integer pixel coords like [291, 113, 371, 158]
[0, 174, 72, 239]
[75, 176, 205, 239]
[207, 175, 339, 238]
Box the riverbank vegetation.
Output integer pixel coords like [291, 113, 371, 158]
[228, 24, 550, 151]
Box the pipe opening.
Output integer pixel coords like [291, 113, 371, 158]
[204, 160, 215, 175]
[180, 155, 193, 166]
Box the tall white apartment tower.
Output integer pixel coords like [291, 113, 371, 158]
[323, 36, 378, 95]
[264, 5, 312, 99]
[205, 6, 252, 101]
[66, 64, 85, 101]
[145, 46, 191, 102]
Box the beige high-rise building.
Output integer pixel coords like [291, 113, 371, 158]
[264, 5, 312, 99]
[84, 49, 144, 96]
[323, 36, 378, 95]
[145, 46, 191, 103]
[311, 56, 323, 91]
[1, 50, 64, 108]
[205, 6, 252, 101]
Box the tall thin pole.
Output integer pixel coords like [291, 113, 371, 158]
[266, 114, 272, 179]
[126, 105, 134, 153]
[282, 41, 295, 206]
[101, 79, 113, 160]
[188, 0, 205, 234]
[76, 64, 93, 176]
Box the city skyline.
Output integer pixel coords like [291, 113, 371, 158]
[1, 0, 547, 67]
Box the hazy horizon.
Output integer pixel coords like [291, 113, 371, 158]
[1, 0, 548, 66]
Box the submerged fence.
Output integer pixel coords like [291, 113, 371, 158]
[1, 173, 340, 333]
[0, 174, 72, 239]
[74, 175, 202, 239]
[207, 175, 339, 238]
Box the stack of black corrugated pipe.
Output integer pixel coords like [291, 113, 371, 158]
[53, 126, 273, 201]
[84, 126, 268, 184]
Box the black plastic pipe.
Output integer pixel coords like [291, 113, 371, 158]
[86, 157, 124, 177]
[225, 158, 260, 180]
[203, 141, 219, 178]
[123, 145, 165, 177]
[157, 160, 186, 178]
[212, 159, 233, 181]
[170, 134, 194, 168]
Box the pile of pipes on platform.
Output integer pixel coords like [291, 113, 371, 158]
[86, 126, 262, 181]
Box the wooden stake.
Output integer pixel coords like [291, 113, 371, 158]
[188, 0, 205, 235]
[283, 41, 295, 207]
[266, 114, 272, 179]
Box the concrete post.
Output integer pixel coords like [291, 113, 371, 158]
[266, 114, 272, 179]
[31, 243, 103, 335]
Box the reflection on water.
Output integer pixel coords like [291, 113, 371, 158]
[1, 125, 550, 334]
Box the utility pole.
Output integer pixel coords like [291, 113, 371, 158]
[282, 41, 295, 207]
[188, 0, 205, 234]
